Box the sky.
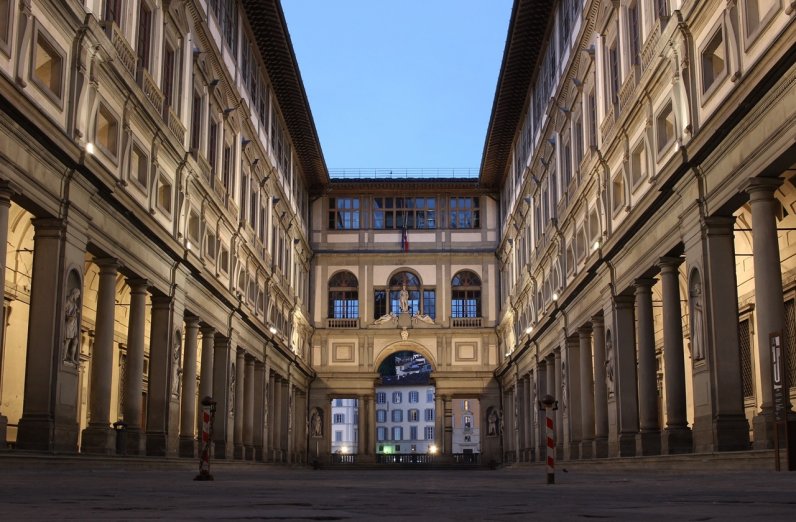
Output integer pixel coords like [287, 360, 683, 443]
[281, 0, 514, 175]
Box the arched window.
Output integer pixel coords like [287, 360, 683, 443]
[373, 270, 435, 319]
[389, 271, 421, 315]
[328, 271, 359, 319]
[451, 271, 482, 318]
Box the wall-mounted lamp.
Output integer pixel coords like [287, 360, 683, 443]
[592, 239, 601, 251]
[525, 326, 533, 335]
[552, 292, 559, 302]
[268, 325, 277, 335]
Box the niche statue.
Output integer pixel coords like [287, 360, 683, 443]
[63, 288, 82, 366]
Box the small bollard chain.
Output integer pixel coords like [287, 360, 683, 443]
[195, 396, 216, 481]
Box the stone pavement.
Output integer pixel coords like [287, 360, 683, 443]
[0, 459, 795, 520]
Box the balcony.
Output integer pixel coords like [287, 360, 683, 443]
[106, 22, 136, 78]
[137, 68, 164, 115]
[600, 104, 616, 142]
[166, 106, 186, 144]
[619, 65, 638, 111]
[451, 317, 483, 328]
[641, 19, 662, 73]
[327, 318, 359, 329]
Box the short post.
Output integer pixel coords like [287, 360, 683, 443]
[540, 394, 557, 485]
[195, 396, 216, 481]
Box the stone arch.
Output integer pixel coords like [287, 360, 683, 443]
[374, 340, 437, 374]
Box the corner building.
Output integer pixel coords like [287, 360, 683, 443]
[0, 0, 794, 467]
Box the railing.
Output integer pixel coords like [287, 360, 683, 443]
[166, 106, 186, 143]
[327, 317, 359, 329]
[376, 453, 436, 464]
[453, 453, 480, 464]
[107, 22, 136, 78]
[138, 68, 164, 115]
[618, 65, 638, 111]
[600, 104, 616, 142]
[641, 19, 662, 73]
[197, 154, 212, 185]
[329, 168, 479, 179]
[330, 454, 357, 464]
[451, 316, 483, 328]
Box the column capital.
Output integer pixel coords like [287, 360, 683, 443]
[613, 294, 635, 308]
[0, 179, 17, 203]
[658, 256, 683, 273]
[578, 325, 593, 338]
[184, 314, 201, 329]
[151, 294, 172, 308]
[744, 177, 783, 200]
[591, 314, 605, 327]
[30, 217, 64, 238]
[94, 257, 120, 273]
[125, 278, 149, 293]
[633, 277, 657, 291]
[200, 324, 216, 336]
[701, 215, 736, 236]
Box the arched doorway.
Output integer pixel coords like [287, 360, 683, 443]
[374, 350, 435, 462]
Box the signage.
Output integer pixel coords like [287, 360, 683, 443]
[770, 333, 788, 423]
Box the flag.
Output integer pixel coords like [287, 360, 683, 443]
[401, 225, 409, 252]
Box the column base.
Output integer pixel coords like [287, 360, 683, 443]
[213, 440, 230, 459]
[579, 439, 594, 459]
[593, 437, 608, 458]
[712, 415, 751, 452]
[245, 445, 255, 460]
[125, 427, 146, 456]
[662, 427, 693, 454]
[81, 424, 115, 455]
[636, 430, 661, 456]
[17, 415, 79, 453]
[146, 431, 168, 457]
[179, 436, 197, 458]
[752, 411, 775, 449]
[618, 432, 637, 457]
[233, 443, 244, 459]
[254, 445, 265, 461]
[567, 441, 580, 460]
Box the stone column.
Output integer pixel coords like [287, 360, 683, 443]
[146, 294, 174, 456]
[233, 349, 245, 459]
[81, 258, 120, 454]
[523, 375, 532, 460]
[357, 395, 366, 456]
[281, 378, 290, 459]
[694, 217, 749, 451]
[435, 394, 444, 453]
[267, 373, 276, 461]
[536, 362, 548, 460]
[579, 327, 595, 459]
[512, 379, 520, 463]
[553, 349, 563, 458]
[565, 338, 582, 460]
[635, 278, 661, 455]
[443, 395, 453, 457]
[592, 316, 608, 457]
[123, 278, 148, 455]
[272, 375, 283, 461]
[747, 179, 790, 448]
[212, 334, 233, 459]
[366, 394, 376, 458]
[243, 355, 255, 460]
[253, 360, 266, 461]
[196, 325, 215, 436]
[179, 315, 200, 457]
[0, 183, 12, 443]
[659, 257, 692, 454]
[614, 295, 639, 457]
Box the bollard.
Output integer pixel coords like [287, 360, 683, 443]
[195, 396, 217, 481]
[539, 394, 557, 485]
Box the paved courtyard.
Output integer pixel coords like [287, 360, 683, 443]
[0, 460, 795, 520]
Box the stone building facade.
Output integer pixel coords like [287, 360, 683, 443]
[0, 0, 794, 466]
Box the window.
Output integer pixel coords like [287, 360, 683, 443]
[95, 103, 119, 158]
[219, 244, 230, 274]
[333, 413, 344, 424]
[654, 0, 670, 27]
[410, 426, 418, 440]
[656, 101, 676, 153]
[408, 391, 419, 403]
[611, 173, 625, 214]
[373, 197, 436, 229]
[392, 391, 402, 404]
[392, 427, 403, 441]
[562, 141, 572, 189]
[745, 0, 778, 39]
[464, 415, 472, 429]
[205, 231, 217, 262]
[32, 27, 65, 103]
[377, 427, 387, 442]
[376, 409, 387, 423]
[188, 211, 200, 243]
[328, 197, 360, 230]
[0, 0, 12, 52]
[607, 40, 620, 109]
[630, 141, 647, 187]
[408, 409, 419, 422]
[391, 409, 403, 422]
[449, 197, 480, 228]
[334, 431, 343, 442]
[328, 271, 359, 319]
[424, 408, 434, 421]
[426, 388, 434, 402]
[104, 0, 124, 26]
[335, 399, 343, 407]
[130, 143, 148, 190]
[136, 2, 152, 70]
[424, 426, 434, 440]
[587, 90, 597, 148]
[423, 289, 436, 320]
[190, 91, 202, 152]
[376, 392, 386, 404]
[628, 2, 641, 66]
[451, 271, 482, 318]
[701, 28, 726, 95]
[222, 143, 233, 194]
[157, 175, 173, 214]
[385, 271, 431, 316]
[573, 115, 584, 170]
[373, 289, 386, 319]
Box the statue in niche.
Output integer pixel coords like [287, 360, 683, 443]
[171, 333, 182, 399]
[229, 362, 236, 414]
[63, 287, 82, 366]
[398, 284, 409, 313]
[487, 408, 499, 437]
[690, 280, 705, 361]
[310, 408, 323, 438]
[605, 337, 615, 397]
[561, 354, 568, 415]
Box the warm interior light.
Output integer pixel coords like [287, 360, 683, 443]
[186, 241, 192, 251]
[525, 326, 533, 334]
[341, 446, 349, 454]
[269, 326, 277, 334]
[592, 239, 600, 251]
[552, 292, 559, 301]
[85, 142, 95, 155]
[429, 445, 438, 455]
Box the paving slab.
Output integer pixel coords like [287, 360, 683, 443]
[0, 461, 795, 520]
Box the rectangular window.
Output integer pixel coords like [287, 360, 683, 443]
[374, 289, 386, 319]
[701, 28, 726, 95]
[392, 427, 403, 442]
[408, 409, 419, 422]
[162, 42, 176, 110]
[208, 119, 218, 177]
[392, 391, 402, 404]
[376, 409, 386, 423]
[608, 42, 620, 108]
[333, 413, 344, 424]
[410, 426, 418, 440]
[334, 431, 343, 442]
[656, 101, 676, 153]
[587, 91, 597, 148]
[222, 144, 233, 193]
[426, 388, 434, 403]
[0, 0, 12, 52]
[157, 174, 173, 215]
[104, 0, 124, 26]
[32, 27, 65, 103]
[424, 408, 434, 421]
[423, 289, 436, 320]
[95, 103, 119, 159]
[391, 409, 402, 422]
[745, 0, 778, 39]
[739, 318, 754, 399]
[373, 197, 436, 230]
[628, 2, 641, 66]
[219, 244, 229, 274]
[611, 173, 624, 214]
[130, 143, 148, 191]
[376, 392, 386, 404]
[328, 197, 360, 230]
[187, 211, 200, 243]
[136, 3, 152, 70]
[630, 142, 647, 187]
[408, 391, 419, 403]
[449, 197, 480, 228]
[190, 91, 202, 153]
[205, 231, 217, 261]
[377, 427, 387, 442]
[424, 426, 434, 440]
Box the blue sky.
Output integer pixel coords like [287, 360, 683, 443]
[281, 0, 513, 174]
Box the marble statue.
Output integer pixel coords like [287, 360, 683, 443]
[690, 280, 705, 361]
[63, 287, 82, 366]
[605, 337, 615, 396]
[398, 284, 409, 313]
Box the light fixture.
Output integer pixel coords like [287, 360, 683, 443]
[552, 292, 559, 301]
[269, 325, 277, 335]
[186, 241, 192, 251]
[341, 446, 349, 454]
[85, 142, 95, 155]
[592, 239, 601, 251]
[429, 445, 438, 455]
[525, 326, 533, 335]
